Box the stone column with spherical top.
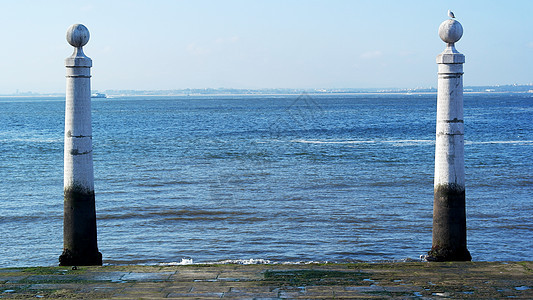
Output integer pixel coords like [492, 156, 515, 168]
[427, 15, 471, 261]
[59, 24, 102, 266]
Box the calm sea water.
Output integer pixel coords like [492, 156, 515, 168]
[0, 93, 531, 267]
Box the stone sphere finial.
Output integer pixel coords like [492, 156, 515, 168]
[439, 19, 463, 44]
[66, 24, 90, 48]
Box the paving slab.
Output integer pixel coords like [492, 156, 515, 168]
[121, 271, 175, 282]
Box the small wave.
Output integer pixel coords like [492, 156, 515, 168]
[383, 139, 433, 144]
[162, 216, 229, 221]
[291, 139, 433, 145]
[1, 215, 61, 223]
[0, 138, 61, 143]
[98, 212, 144, 220]
[98, 209, 253, 221]
[135, 182, 166, 187]
[517, 180, 533, 186]
[293, 139, 533, 146]
[384, 140, 434, 147]
[466, 140, 533, 145]
[159, 258, 194, 266]
[228, 216, 268, 224]
[152, 209, 252, 217]
[165, 180, 200, 185]
[211, 259, 272, 265]
[291, 139, 376, 144]
[497, 224, 532, 230]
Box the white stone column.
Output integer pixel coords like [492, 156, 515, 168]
[59, 24, 102, 266]
[428, 15, 471, 261]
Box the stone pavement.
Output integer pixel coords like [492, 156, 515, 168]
[0, 262, 531, 299]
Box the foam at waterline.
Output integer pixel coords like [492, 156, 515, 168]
[159, 259, 273, 266]
[158, 259, 330, 266]
[160, 258, 195, 266]
[156, 257, 425, 266]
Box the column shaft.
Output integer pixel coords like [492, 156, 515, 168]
[60, 24, 102, 266]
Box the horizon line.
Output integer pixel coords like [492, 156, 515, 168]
[3, 83, 533, 96]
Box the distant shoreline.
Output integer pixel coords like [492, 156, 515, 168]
[1, 90, 532, 98]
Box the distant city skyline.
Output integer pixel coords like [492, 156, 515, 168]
[7, 83, 533, 97]
[0, 0, 532, 94]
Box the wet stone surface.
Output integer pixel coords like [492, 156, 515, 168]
[0, 262, 531, 299]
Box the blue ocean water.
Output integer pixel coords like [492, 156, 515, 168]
[0, 93, 531, 267]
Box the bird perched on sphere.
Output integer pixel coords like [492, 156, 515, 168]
[448, 10, 455, 18]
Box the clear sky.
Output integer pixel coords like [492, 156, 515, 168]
[0, 0, 532, 93]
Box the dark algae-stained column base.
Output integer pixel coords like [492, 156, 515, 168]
[428, 184, 471, 262]
[60, 189, 102, 266]
[59, 249, 102, 266]
[427, 246, 471, 262]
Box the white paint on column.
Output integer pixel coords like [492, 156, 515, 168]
[435, 19, 465, 189]
[64, 24, 94, 194]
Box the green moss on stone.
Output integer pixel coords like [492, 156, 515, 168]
[21, 267, 70, 275]
[263, 269, 369, 286]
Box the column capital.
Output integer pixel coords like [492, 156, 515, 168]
[437, 17, 464, 64]
[65, 24, 92, 67]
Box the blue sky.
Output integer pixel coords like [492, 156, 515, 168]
[0, 0, 532, 93]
